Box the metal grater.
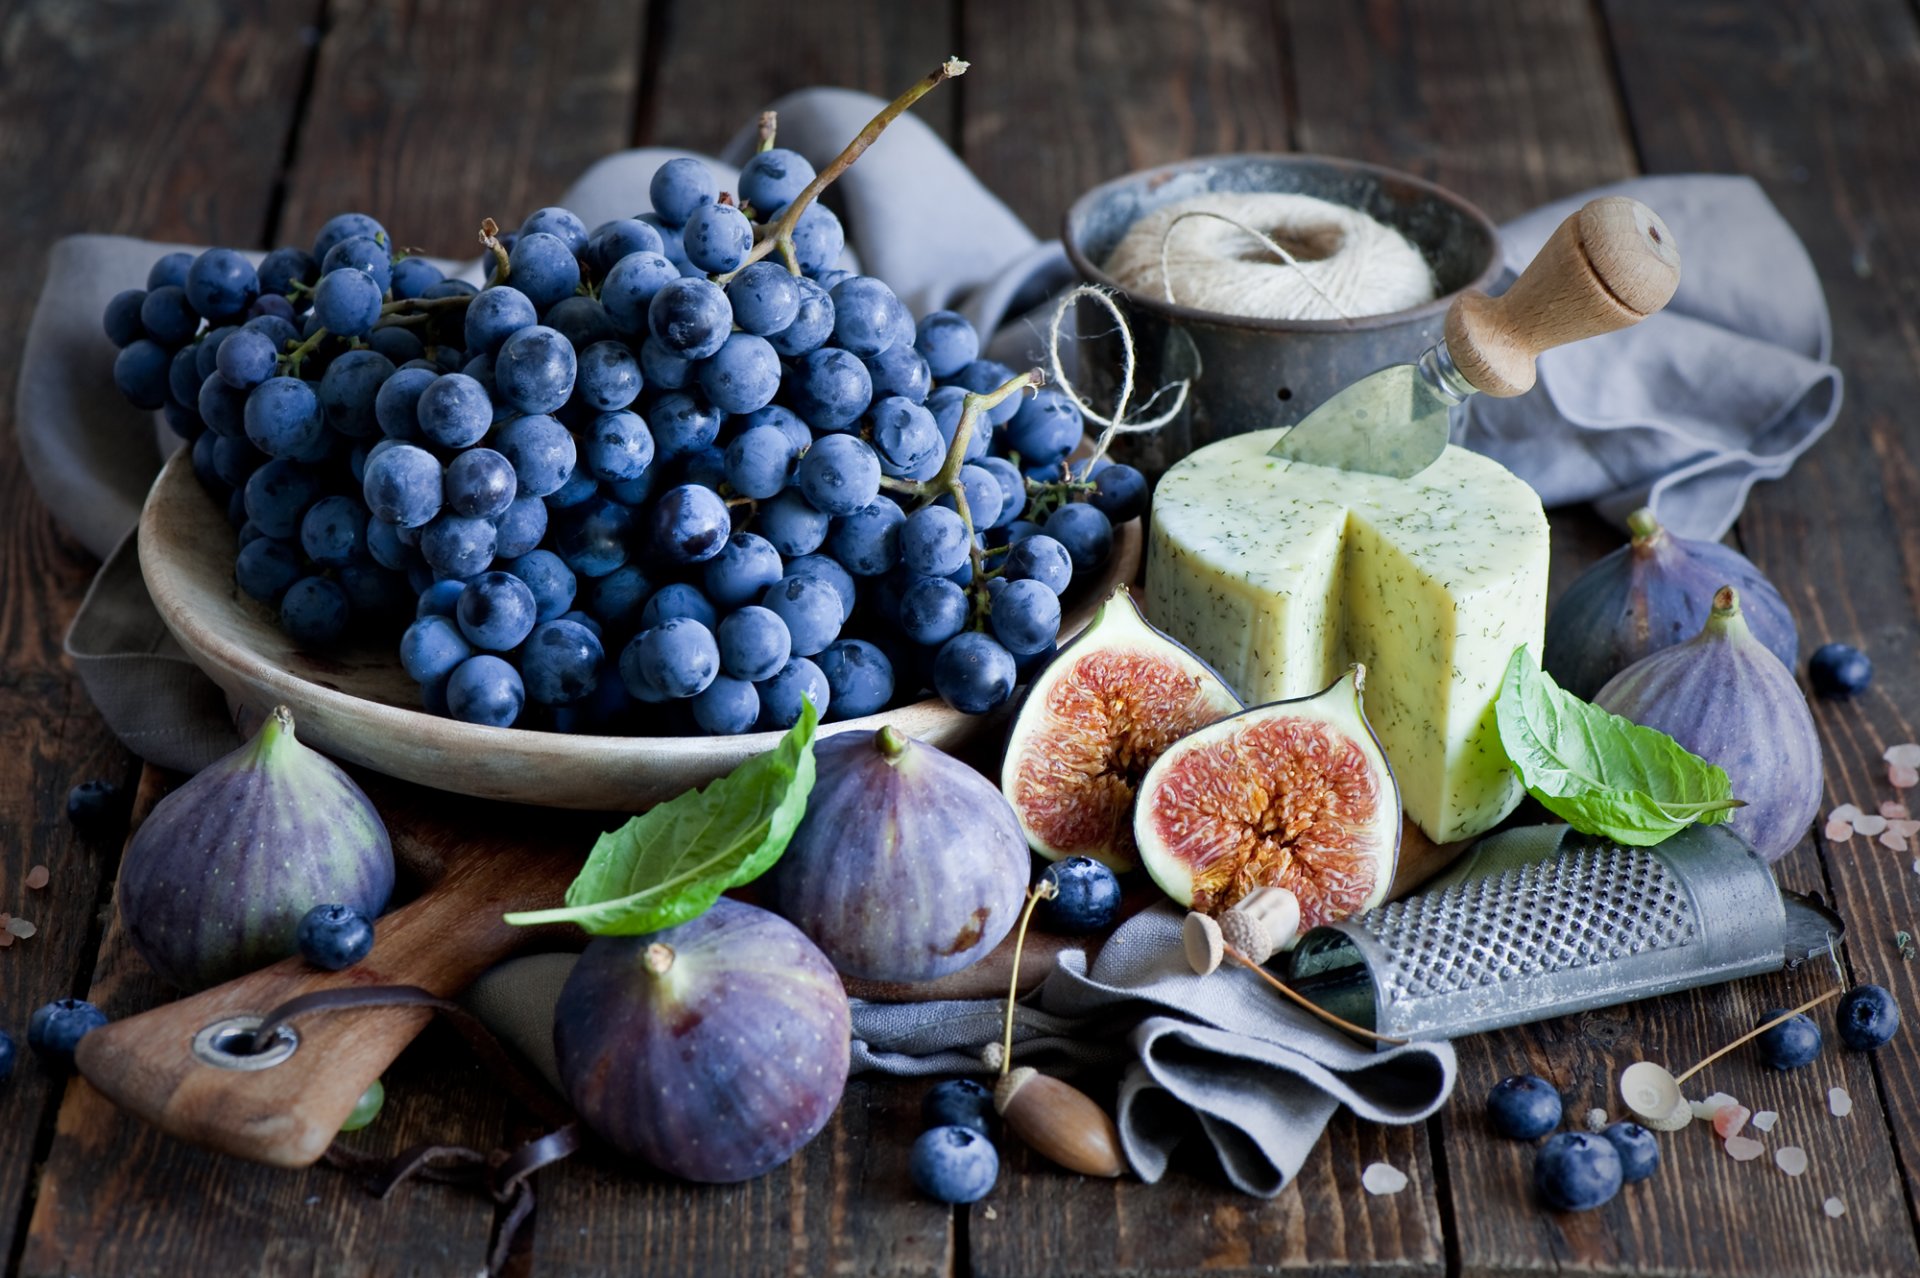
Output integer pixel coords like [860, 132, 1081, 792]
[1286, 824, 1843, 1042]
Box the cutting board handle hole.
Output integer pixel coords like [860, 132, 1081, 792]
[192, 1014, 300, 1071]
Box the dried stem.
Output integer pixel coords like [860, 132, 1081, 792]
[479, 217, 511, 285]
[999, 879, 1059, 1079]
[1673, 986, 1842, 1085]
[1222, 942, 1409, 1046]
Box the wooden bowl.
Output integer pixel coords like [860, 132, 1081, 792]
[138, 452, 1142, 809]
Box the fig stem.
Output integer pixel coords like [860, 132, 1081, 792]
[1626, 506, 1663, 543]
[875, 725, 909, 760]
[999, 879, 1059, 1079]
[245, 705, 299, 765]
[1220, 942, 1408, 1046]
[1711, 584, 1741, 616]
[643, 942, 676, 976]
[1673, 985, 1841, 1085]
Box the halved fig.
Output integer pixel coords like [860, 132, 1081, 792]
[1002, 586, 1243, 871]
[1135, 665, 1400, 930]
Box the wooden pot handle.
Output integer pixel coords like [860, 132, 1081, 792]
[1445, 195, 1681, 397]
[74, 829, 578, 1170]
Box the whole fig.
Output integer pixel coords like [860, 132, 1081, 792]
[1595, 586, 1822, 863]
[766, 726, 1029, 982]
[118, 706, 394, 990]
[1545, 508, 1798, 699]
[553, 897, 849, 1183]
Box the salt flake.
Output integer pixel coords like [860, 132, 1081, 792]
[1725, 1135, 1766, 1161]
[0, 931, 12, 949]
[1752, 1110, 1779, 1133]
[1829, 1087, 1853, 1117]
[1853, 814, 1889, 836]
[1362, 1162, 1408, 1195]
[1824, 1196, 1847, 1218]
[24, 865, 48, 890]
[4, 918, 35, 939]
[1882, 802, 1911, 820]
[1885, 744, 1920, 769]
[1776, 1146, 1809, 1176]
[1826, 819, 1856, 842]
[1894, 764, 1920, 790]
[1713, 1104, 1752, 1139]
[1692, 1092, 1738, 1121]
[1895, 819, 1920, 838]
[1831, 803, 1864, 824]
[1585, 1108, 1609, 1133]
[1883, 830, 1911, 852]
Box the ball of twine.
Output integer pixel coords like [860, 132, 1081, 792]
[1103, 192, 1438, 322]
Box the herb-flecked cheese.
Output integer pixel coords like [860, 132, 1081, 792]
[1146, 430, 1549, 844]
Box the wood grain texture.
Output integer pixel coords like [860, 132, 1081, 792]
[641, 0, 959, 150]
[0, 0, 319, 1266]
[960, 0, 1291, 236]
[275, 0, 646, 259]
[1607, 0, 1920, 1258]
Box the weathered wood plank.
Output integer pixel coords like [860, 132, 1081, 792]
[0, 0, 319, 1265]
[275, 0, 647, 260]
[961, 0, 1292, 236]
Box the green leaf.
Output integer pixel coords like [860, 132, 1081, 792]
[503, 700, 820, 935]
[1494, 647, 1742, 845]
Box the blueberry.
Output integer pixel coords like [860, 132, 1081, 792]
[297, 903, 376, 971]
[1754, 1006, 1823, 1069]
[1486, 1074, 1562, 1140]
[909, 1125, 999, 1203]
[1533, 1131, 1622, 1211]
[1600, 1121, 1659, 1184]
[1809, 642, 1872, 698]
[28, 998, 109, 1068]
[66, 778, 124, 832]
[1836, 983, 1900, 1050]
[921, 1078, 996, 1135]
[0, 1029, 14, 1083]
[1036, 857, 1123, 934]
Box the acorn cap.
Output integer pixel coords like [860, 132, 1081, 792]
[1183, 910, 1224, 975]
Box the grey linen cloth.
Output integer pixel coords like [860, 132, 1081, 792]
[465, 900, 1459, 1197]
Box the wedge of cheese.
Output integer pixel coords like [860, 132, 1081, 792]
[1146, 430, 1549, 844]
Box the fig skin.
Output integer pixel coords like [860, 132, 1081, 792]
[766, 725, 1029, 982]
[553, 898, 850, 1184]
[1544, 508, 1798, 700]
[117, 705, 394, 990]
[1594, 586, 1822, 863]
[1002, 586, 1242, 871]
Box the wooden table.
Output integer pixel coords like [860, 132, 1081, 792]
[3, 2, 1917, 1274]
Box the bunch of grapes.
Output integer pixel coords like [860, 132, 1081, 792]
[105, 136, 1148, 735]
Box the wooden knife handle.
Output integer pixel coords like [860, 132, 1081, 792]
[1445, 195, 1681, 397]
[74, 822, 579, 1169]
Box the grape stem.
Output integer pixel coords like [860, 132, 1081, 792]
[719, 57, 970, 282]
[479, 217, 512, 286]
[756, 110, 778, 153]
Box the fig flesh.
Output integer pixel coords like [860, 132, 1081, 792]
[766, 726, 1029, 982]
[1594, 586, 1822, 863]
[1545, 507, 1798, 700]
[1002, 586, 1242, 871]
[1135, 666, 1399, 929]
[553, 897, 850, 1184]
[117, 705, 394, 990]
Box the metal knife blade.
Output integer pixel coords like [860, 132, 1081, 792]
[1266, 344, 1469, 478]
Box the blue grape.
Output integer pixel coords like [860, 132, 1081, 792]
[681, 202, 753, 274]
[417, 578, 467, 617]
[697, 332, 781, 414]
[389, 255, 443, 299]
[723, 425, 797, 500]
[400, 615, 472, 685]
[818, 639, 893, 721]
[587, 565, 654, 635]
[210, 434, 269, 487]
[241, 461, 324, 542]
[587, 218, 666, 276]
[691, 676, 760, 735]
[1005, 533, 1073, 594]
[600, 252, 681, 335]
[738, 147, 815, 213]
[494, 494, 549, 559]
[576, 341, 642, 412]
[445, 447, 516, 519]
[865, 342, 932, 404]
[829, 277, 899, 358]
[545, 466, 599, 510]
[757, 656, 830, 727]
[214, 327, 278, 391]
[768, 276, 835, 356]
[446, 654, 524, 727]
[544, 295, 614, 350]
[280, 577, 351, 648]
[366, 516, 421, 571]
[186, 248, 259, 321]
[785, 554, 858, 620]
[637, 212, 691, 274]
[103, 288, 147, 347]
[162, 399, 204, 441]
[362, 443, 442, 527]
[625, 618, 720, 698]
[507, 231, 581, 310]
[367, 325, 423, 365]
[464, 285, 538, 354]
[648, 392, 722, 461]
[552, 496, 633, 577]
[318, 349, 395, 438]
[235, 537, 302, 605]
[717, 605, 792, 682]
[744, 404, 812, 452]
[416, 372, 493, 448]
[1044, 503, 1114, 572]
[938, 463, 1004, 529]
[725, 261, 801, 336]
[299, 495, 368, 567]
[704, 532, 783, 609]
[641, 582, 716, 630]
[494, 413, 577, 497]
[1007, 387, 1084, 465]
[420, 512, 497, 578]
[899, 576, 969, 646]
[147, 250, 195, 291]
[584, 410, 655, 483]
[494, 325, 576, 415]
[457, 571, 539, 651]
[648, 157, 717, 226]
[790, 347, 872, 431]
[312, 213, 388, 263]
[1089, 463, 1148, 523]
[915, 310, 979, 379]
[140, 285, 199, 347]
[311, 267, 383, 338]
[948, 359, 1024, 429]
[900, 506, 970, 577]
[828, 499, 904, 577]
[169, 344, 204, 406]
[424, 280, 479, 305]
[934, 632, 1017, 713]
[374, 366, 435, 439]
[990, 577, 1061, 655]
[321, 235, 393, 294]
[519, 207, 589, 255]
[975, 456, 1027, 527]
[242, 311, 299, 349]
[259, 246, 319, 298]
[756, 489, 830, 556]
[926, 385, 991, 461]
[647, 277, 732, 359]
[762, 574, 843, 657]
[244, 376, 327, 460]
[638, 334, 693, 389]
[868, 397, 944, 480]
[112, 339, 172, 408]
[521, 620, 604, 705]
[798, 434, 881, 517]
[461, 351, 497, 398]
[650, 483, 732, 564]
[785, 202, 844, 275]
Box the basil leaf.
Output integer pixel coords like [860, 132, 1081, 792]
[1494, 647, 1741, 845]
[504, 700, 819, 935]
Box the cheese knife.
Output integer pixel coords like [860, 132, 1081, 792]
[1268, 195, 1681, 477]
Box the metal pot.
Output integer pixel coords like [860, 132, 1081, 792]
[1061, 153, 1502, 477]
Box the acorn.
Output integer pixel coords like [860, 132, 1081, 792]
[993, 1066, 1126, 1178]
[1219, 886, 1302, 963]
